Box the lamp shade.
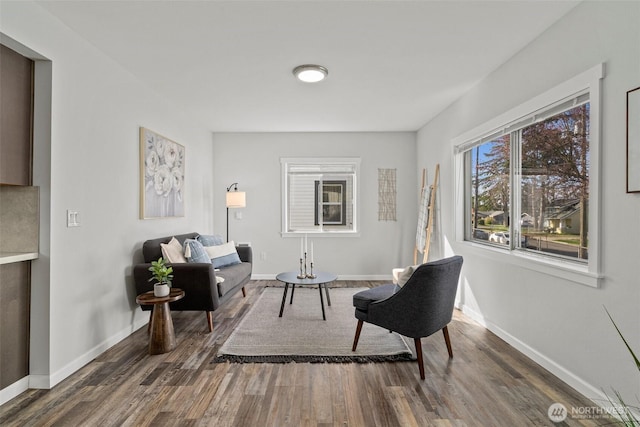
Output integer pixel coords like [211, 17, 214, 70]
[226, 191, 246, 208]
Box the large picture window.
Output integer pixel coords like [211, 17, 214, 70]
[454, 64, 603, 285]
[282, 158, 359, 235]
[469, 101, 590, 261]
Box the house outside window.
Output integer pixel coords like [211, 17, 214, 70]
[281, 157, 359, 235]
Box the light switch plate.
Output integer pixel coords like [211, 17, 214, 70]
[67, 210, 80, 227]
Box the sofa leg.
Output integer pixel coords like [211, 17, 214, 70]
[206, 312, 214, 333]
[241, 286, 246, 297]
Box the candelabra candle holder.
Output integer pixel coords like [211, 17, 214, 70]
[297, 257, 306, 279]
[306, 262, 316, 279]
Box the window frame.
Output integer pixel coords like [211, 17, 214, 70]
[453, 64, 604, 287]
[281, 157, 360, 237]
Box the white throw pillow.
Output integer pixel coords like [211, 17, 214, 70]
[160, 237, 187, 263]
[205, 241, 242, 268]
[392, 267, 404, 284]
[396, 265, 419, 287]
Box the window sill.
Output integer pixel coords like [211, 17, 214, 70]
[464, 241, 601, 288]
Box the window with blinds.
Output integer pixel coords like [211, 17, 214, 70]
[281, 158, 359, 234]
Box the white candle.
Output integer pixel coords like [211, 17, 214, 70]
[305, 234, 308, 255]
[300, 237, 303, 259]
[311, 241, 314, 263]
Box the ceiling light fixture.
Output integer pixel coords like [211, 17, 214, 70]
[293, 64, 328, 83]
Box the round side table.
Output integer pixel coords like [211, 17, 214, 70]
[136, 288, 185, 355]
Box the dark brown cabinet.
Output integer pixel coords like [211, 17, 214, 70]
[0, 44, 33, 186]
[0, 262, 30, 388]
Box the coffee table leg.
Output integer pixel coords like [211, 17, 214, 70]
[324, 283, 331, 306]
[279, 283, 289, 317]
[318, 285, 326, 320]
[289, 283, 296, 304]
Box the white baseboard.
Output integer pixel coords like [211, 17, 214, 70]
[460, 304, 612, 410]
[27, 319, 148, 392]
[28, 374, 52, 390]
[0, 377, 29, 406]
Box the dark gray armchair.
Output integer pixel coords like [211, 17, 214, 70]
[351, 255, 463, 379]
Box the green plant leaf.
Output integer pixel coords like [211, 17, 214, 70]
[605, 307, 640, 372]
[147, 257, 173, 285]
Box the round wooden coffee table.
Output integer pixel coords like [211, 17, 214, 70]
[136, 288, 184, 355]
[276, 271, 337, 320]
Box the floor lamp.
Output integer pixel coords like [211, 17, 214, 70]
[226, 183, 246, 242]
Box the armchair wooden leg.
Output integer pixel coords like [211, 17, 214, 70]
[443, 326, 453, 358]
[241, 287, 246, 297]
[206, 311, 214, 333]
[352, 320, 363, 351]
[414, 338, 425, 380]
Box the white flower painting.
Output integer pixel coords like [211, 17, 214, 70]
[140, 127, 185, 218]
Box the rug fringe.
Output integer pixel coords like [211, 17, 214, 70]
[212, 353, 414, 364]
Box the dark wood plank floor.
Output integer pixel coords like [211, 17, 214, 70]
[1, 281, 607, 426]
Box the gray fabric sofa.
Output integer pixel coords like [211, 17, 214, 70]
[133, 232, 252, 332]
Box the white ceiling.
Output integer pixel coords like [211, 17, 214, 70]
[36, 0, 580, 132]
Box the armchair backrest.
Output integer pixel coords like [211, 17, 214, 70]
[370, 255, 463, 338]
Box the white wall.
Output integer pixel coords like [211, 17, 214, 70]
[212, 132, 417, 278]
[417, 0, 640, 407]
[0, 1, 216, 396]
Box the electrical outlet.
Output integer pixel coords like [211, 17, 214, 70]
[260, 251, 267, 261]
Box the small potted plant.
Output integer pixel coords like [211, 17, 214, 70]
[148, 257, 173, 297]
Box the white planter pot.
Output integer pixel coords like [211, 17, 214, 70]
[154, 283, 170, 297]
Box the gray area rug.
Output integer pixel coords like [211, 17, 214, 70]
[213, 287, 414, 363]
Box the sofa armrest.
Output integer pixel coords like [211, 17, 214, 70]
[236, 246, 252, 264]
[133, 262, 221, 311]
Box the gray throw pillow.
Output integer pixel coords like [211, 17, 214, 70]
[183, 239, 211, 264]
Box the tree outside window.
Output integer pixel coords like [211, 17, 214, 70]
[468, 103, 590, 261]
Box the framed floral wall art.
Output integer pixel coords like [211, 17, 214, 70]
[140, 127, 185, 218]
